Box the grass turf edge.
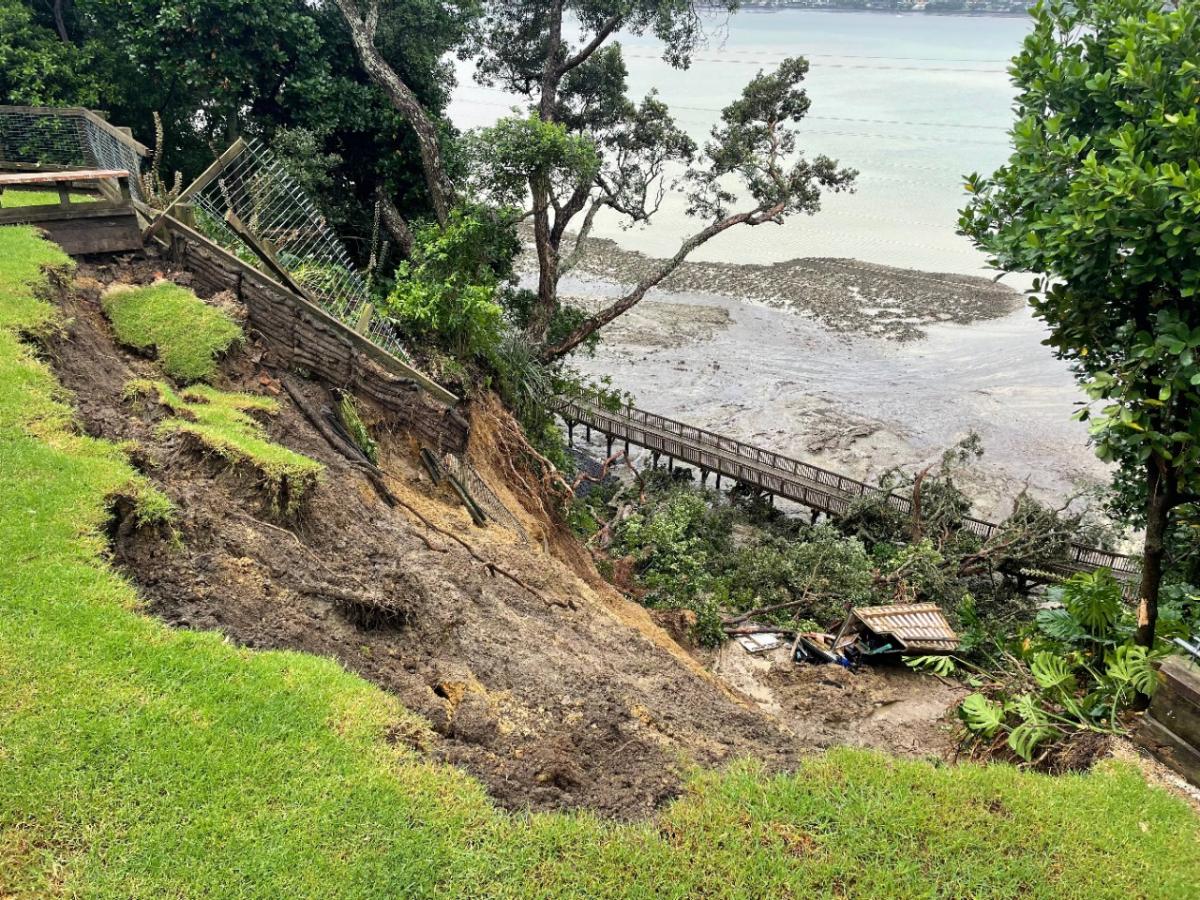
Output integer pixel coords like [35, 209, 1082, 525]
[101, 280, 242, 383]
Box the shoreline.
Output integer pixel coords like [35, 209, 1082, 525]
[525, 237, 1109, 522]
[533, 232, 1023, 342]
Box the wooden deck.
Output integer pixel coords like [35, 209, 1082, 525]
[557, 391, 1140, 588]
[0, 168, 140, 254]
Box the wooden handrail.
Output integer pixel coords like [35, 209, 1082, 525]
[557, 391, 1140, 582]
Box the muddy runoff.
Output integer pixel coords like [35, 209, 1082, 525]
[544, 240, 1110, 522]
[54, 253, 963, 819]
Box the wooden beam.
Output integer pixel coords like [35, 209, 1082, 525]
[223, 208, 315, 303]
[140, 137, 247, 241]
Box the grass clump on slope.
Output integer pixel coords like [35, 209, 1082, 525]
[128, 379, 322, 513]
[0, 225, 1198, 898]
[102, 280, 241, 383]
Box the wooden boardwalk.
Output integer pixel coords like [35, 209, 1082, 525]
[557, 392, 1140, 588]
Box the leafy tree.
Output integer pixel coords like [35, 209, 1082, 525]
[1, 0, 474, 258]
[960, 0, 1200, 655]
[0, 0, 99, 105]
[464, 3, 857, 359]
[382, 206, 517, 357]
[337, 0, 855, 360]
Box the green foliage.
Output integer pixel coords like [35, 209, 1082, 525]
[1, 1, 475, 256]
[0, 0, 100, 105]
[960, 0, 1200, 618]
[959, 569, 1168, 761]
[3, 226, 1199, 897]
[686, 56, 857, 221]
[905, 654, 958, 678]
[960, 693, 1006, 739]
[383, 208, 512, 358]
[466, 115, 600, 210]
[129, 380, 322, 513]
[336, 392, 378, 465]
[101, 282, 242, 384]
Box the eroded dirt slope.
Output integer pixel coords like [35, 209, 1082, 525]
[49, 252, 962, 817]
[52, 255, 797, 817]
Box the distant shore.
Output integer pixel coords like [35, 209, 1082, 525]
[736, 4, 1031, 17]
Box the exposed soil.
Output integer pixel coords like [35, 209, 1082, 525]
[45, 250, 967, 818]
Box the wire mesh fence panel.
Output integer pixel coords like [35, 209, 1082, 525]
[0, 107, 145, 199]
[444, 454, 529, 542]
[188, 137, 411, 362]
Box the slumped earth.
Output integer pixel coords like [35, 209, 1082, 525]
[55, 254, 966, 819]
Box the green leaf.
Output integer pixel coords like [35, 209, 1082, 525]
[1008, 721, 1059, 762]
[905, 655, 957, 677]
[1106, 645, 1159, 696]
[1031, 652, 1077, 693]
[960, 693, 1006, 738]
[1037, 608, 1088, 643]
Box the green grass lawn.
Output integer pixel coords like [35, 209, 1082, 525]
[1, 224, 1197, 898]
[102, 281, 241, 383]
[0, 188, 93, 208]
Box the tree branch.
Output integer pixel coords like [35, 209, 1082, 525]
[556, 13, 625, 77]
[559, 195, 610, 276]
[335, 0, 455, 226]
[540, 202, 785, 360]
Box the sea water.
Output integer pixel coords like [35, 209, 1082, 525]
[450, 9, 1032, 277]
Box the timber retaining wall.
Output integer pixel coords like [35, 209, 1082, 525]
[159, 217, 468, 453]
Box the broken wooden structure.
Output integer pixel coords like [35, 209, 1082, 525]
[0, 168, 141, 254]
[557, 390, 1141, 590]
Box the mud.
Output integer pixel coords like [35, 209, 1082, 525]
[47, 253, 967, 818]
[707, 645, 967, 760]
[525, 231, 1022, 341]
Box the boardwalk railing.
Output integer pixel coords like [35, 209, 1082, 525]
[557, 390, 1140, 586]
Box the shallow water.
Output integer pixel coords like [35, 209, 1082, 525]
[559, 277, 1108, 517]
[451, 9, 1031, 277]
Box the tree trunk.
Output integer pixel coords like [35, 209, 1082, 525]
[335, 0, 454, 226]
[52, 0, 71, 43]
[377, 193, 414, 259]
[1134, 459, 1175, 708]
[525, 173, 559, 343]
[1136, 462, 1174, 647]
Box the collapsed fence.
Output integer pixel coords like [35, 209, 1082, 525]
[0, 106, 147, 199]
[151, 137, 412, 365]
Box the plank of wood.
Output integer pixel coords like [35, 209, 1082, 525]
[0, 169, 129, 186]
[0, 202, 127, 225]
[31, 210, 143, 255]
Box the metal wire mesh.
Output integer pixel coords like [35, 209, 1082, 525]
[189, 137, 411, 362]
[444, 454, 529, 542]
[0, 107, 144, 199]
